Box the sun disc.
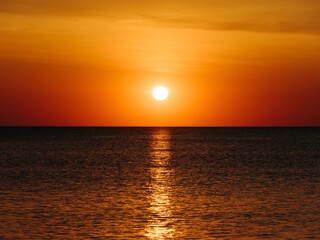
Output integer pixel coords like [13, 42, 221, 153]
[153, 86, 169, 101]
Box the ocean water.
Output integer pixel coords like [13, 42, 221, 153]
[0, 127, 319, 239]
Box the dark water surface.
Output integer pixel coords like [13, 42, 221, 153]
[0, 127, 319, 239]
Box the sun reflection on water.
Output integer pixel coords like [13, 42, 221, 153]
[145, 128, 174, 239]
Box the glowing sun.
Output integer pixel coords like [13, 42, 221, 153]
[152, 86, 169, 101]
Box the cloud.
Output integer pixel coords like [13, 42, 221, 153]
[139, 14, 320, 35]
[0, 0, 115, 16]
[0, 0, 320, 34]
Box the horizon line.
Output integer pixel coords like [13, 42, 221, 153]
[0, 125, 319, 128]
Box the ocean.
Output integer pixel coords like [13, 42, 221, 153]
[0, 127, 319, 239]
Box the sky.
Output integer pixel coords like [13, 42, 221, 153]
[0, 0, 319, 126]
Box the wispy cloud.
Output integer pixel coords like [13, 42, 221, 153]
[139, 14, 320, 35]
[0, 0, 320, 34]
[0, 0, 117, 16]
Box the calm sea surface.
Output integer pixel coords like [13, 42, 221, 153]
[0, 127, 319, 239]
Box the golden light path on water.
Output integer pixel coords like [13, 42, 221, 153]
[145, 129, 174, 239]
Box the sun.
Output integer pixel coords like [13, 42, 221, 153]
[152, 86, 169, 101]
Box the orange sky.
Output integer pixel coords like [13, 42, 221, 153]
[0, 0, 319, 126]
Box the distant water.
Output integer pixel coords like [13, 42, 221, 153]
[0, 127, 319, 239]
